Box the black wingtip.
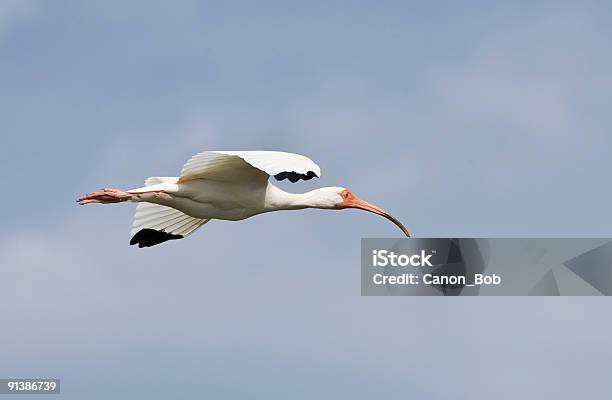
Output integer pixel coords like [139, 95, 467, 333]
[130, 229, 184, 248]
[274, 170, 318, 183]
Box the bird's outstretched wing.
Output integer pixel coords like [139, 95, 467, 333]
[129, 202, 210, 248]
[178, 151, 321, 183]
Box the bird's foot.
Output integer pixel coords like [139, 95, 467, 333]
[78, 188, 133, 205]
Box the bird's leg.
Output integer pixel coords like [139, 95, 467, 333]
[77, 188, 174, 205]
[78, 188, 133, 205]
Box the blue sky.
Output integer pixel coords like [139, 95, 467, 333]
[1, 1, 611, 398]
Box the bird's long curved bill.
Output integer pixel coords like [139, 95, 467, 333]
[348, 199, 412, 238]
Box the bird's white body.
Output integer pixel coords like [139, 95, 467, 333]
[129, 178, 342, 221]
[78, 150, 410, 247]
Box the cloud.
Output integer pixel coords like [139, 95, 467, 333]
[2, 210, 611, 399]
[2, 1, 612, 398]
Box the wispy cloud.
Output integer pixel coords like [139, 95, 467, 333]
[2, 1, 612, 398]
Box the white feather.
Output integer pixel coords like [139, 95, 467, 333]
[130, 202, 209, 237]
[178, 151, 321, 183]
[144, 176, 179, 186]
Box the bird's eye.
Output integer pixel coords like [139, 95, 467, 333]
[344, 192, 350, 198]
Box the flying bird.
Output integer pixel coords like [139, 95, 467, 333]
[78, 151, 411, 247]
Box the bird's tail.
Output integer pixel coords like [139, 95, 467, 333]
[143, 176, 178, 186]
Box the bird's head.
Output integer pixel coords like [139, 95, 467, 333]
[309, 187, 411, 237]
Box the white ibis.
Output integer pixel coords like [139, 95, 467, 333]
[78, 150, 411, 247]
